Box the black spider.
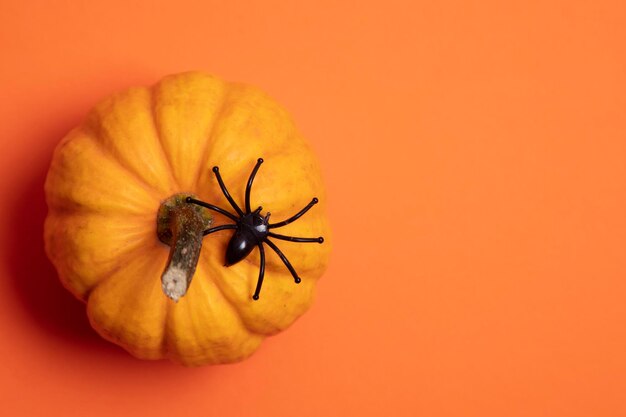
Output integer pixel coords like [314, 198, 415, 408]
[186, 158, 324, 300]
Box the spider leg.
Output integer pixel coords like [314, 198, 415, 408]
[203, 224, 237, 236]
[212, 166, 245, 216]
[186, 197, 239, 222]
[268, 232, 324, 243]
[252, 243, 266, 300]
[264, 239, 301, 284]
[245, 158, 264, 214]
[268, 198, 319, 229]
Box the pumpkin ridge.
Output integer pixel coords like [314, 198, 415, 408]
[79, 262, 122, 301]
[80, 123, 166, 200]
[197, 249, 235, 304]
[164, 285, 195, 361]
[166, 257, 264, 362]
[148, 85, 182, 191]
[45, 126, 163, 215]
[45, 196, 159, 218]
[200, 246, 318, 335]
[77, 233, 164, 300]
[44, 209, 157, 300]
[86, 244, 169, 359]
[193, 84, 232, 191]
[198, 251, 267, 337]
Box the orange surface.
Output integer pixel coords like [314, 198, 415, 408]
[1, 0, 625, 415]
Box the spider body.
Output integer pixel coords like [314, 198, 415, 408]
[186, 158, 324, 300]
[225, 210, 269, 266]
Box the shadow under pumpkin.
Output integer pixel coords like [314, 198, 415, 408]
[6, 122, 129, 361]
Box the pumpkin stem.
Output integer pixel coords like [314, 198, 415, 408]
[157, 194, 212, 302]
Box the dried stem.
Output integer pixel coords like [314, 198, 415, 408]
[157, 194, 212, 301]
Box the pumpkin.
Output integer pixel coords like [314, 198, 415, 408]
[44, 72, 331, 366]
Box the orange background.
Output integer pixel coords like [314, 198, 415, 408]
[1, 0, 625, 415]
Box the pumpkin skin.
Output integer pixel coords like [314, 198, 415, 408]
[44, 72, 331, 366]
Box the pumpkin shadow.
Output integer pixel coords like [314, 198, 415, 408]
[3, 71, 228, 375]
[5, 120, 131, 361]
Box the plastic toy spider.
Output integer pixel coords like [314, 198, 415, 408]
[186, 158, 324, 300]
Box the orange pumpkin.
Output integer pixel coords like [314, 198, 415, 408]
[44, 72, 331, 366]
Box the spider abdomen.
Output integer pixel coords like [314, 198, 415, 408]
[225, 229, 257, 266]
[225, 213, 269, 266]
